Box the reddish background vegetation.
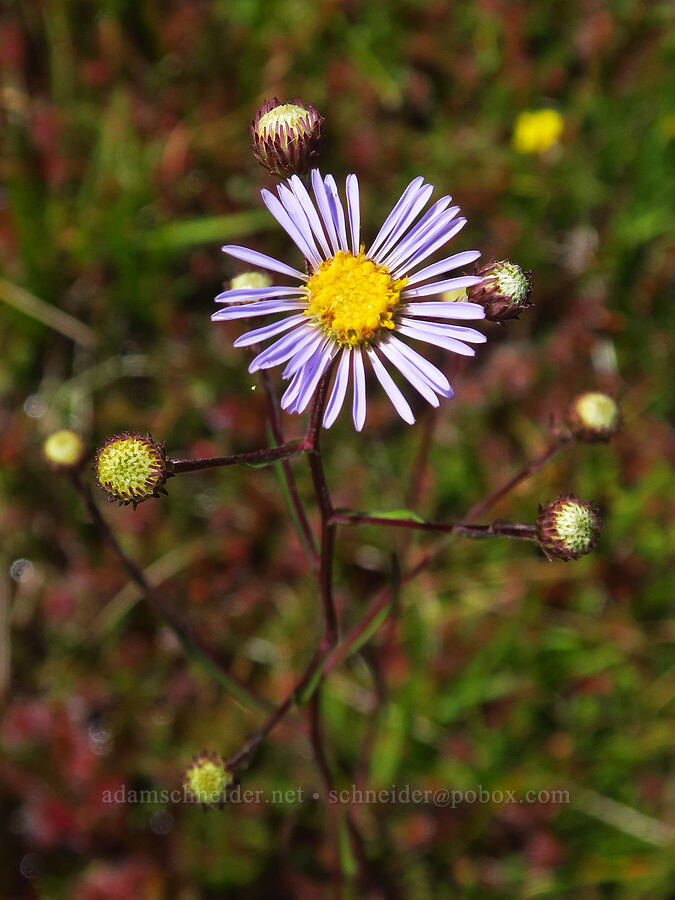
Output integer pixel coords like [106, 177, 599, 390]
[1, 1, 673, 896]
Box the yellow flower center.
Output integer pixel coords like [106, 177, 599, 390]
[305, 249, 407, 347]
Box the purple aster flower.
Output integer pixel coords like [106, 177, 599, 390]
[212, 171, 486, 431]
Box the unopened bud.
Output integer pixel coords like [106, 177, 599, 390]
[231, 271, 272, 291]
[466, 259, 533, 322]
[94, 432, 168, 507]
[184, 752, 232, 809]
[536, 495, 602, 561]
[43, 429, 86, 470]
[250, 98, 323, 178]
[568, 392, 620, 442]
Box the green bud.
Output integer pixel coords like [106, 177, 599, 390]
[536, 495, 602, 561]
[94, 432, 168, 507]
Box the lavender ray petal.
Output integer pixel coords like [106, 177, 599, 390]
[402, 275, 483, 299]
[345, 174, 361, 255]
[277, 183, 325, 262]
[261, 189, 323, 269]
[211, 299, 307, 321]
[215, 286, 305, 303]
[311, 169, 340, 254]
[323, 348, 352, 428]
[294, 345, 336, 414]
[377, 339, 439, 406]
[386, 207, 460, 273]
[366, 348, 415, 424]
[281, 331, 327, 378]
[399, 317, 486, 343]
[397, 322, 476, 357]
[352, 348, 367, 432]
[379, 197, 454, 269]
[392, 217, 467, 278]
[221, 245, 308, 281]
[324, 174, 349, 252]
[372, 183, 434, 265]
[404, 250, 482, 287]
[367, 176, 425, 259]
[248, 325, 317, 372]
[387, 335, 453, 397]
[399, 300, 485, 320]
[288, 175, 331, 258]
[280, 365, 308, 412]
[233, 314, 307, 348]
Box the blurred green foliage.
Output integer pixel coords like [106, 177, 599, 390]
[1, 0, 674, 897]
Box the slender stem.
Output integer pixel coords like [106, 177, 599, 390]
[225, 372, 339, 773]
[308, 689, 343, 896]
[306, 369, 338, 646]
[170, 439, 308, 474]
[72, 475, 270, 713]
[464, 436, 570, 521]
[392, 434, 574, 590]
[308, 689, 369, 892]
[260, 368, 319, 566]
[329, 511, 537, 541]
[226, 695, 294, 772]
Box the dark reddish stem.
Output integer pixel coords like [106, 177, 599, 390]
[308, 690, 344, 894]
[170, 439, 308, 473]
[305, 369, 338, 647]
[329, 511, 537, 541]
[464, 436, 570, 521]
[260, 368, 319, 567]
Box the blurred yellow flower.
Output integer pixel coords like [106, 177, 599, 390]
[513, 109, 564, 154]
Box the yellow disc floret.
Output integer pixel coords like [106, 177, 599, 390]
[305, 249, 407, 347]
[94, 432, 167, 506]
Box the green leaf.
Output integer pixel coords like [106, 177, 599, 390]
[146, 210, 272, 250]
[340, 508, 427, 524]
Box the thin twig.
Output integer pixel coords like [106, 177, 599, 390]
[308, 690, 344, 896]
[329, 511, 537, 541]
[170, 439, 308, 473]
[305, 369, 339, 647]
[464, 436, 570, 521]
[260, 368, 319, 567]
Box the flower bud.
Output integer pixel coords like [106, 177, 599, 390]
[231, 271, 272, 291]
[184, 752, 232, 808]
[536, 495, 602, 561]
[250, 98, 323, 178]
[43, 429, 86, 470]
[93, 432, 168, 507]
[466, 259, 533, 322]
[568, 392, 620, 442]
